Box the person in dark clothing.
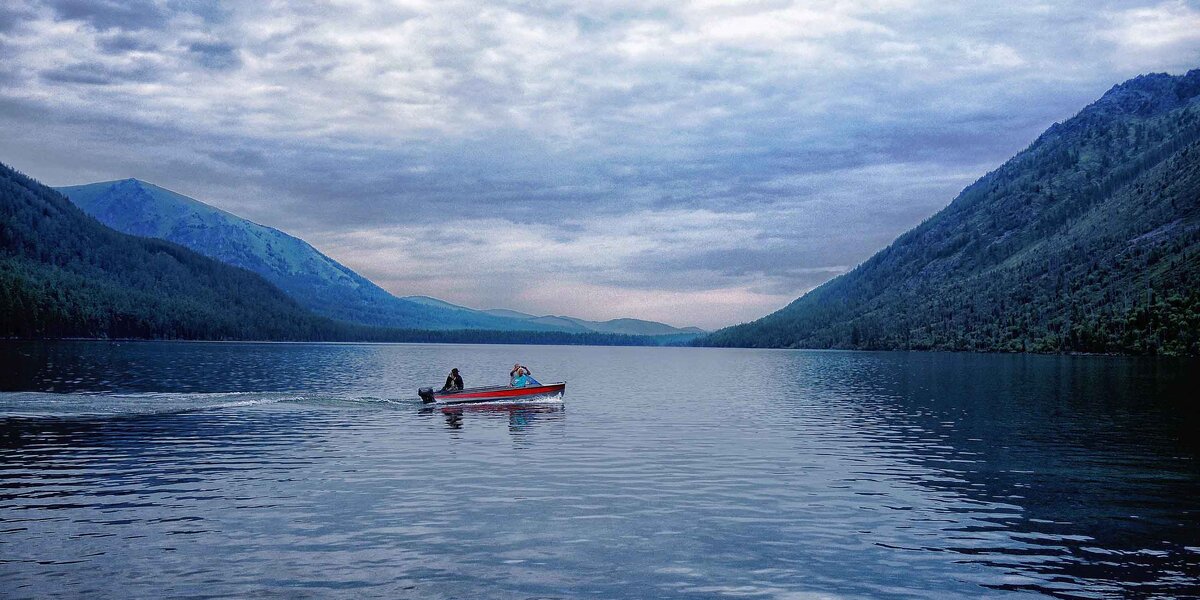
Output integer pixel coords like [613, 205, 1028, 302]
[441, 368, 463, 392]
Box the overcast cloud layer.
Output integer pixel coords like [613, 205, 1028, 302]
[2, 1, 1199, 328]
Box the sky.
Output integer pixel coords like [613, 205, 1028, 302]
[2, 1, 1199, 329]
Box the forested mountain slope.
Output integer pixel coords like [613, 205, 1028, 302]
[58, 179, 568, 332]
[0, 162, 351, 340]
[704, 70, 1200, 356]
[0, 164, 696, 345]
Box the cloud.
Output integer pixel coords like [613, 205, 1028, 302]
[40, 59, 161, 85]
[95, 32, 158, 54]
[1101, 1, 1200, 69]
[0, 4, 36, 33]
[312, 209, 797, 328]
[44, 0, 169, 31]
[185, 39, 240, 70]
[2, 0, 1200, 327]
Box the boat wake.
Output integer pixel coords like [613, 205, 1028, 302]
[0, 391, 300, 419]
[0, 389, 565, 420]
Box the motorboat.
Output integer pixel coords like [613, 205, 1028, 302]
[418, 382, 566, 405]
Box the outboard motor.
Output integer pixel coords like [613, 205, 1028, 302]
[418, 387, 435, 403]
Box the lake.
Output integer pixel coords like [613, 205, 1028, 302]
[1, 341, 1197, 599]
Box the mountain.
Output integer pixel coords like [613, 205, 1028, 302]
[0, 161, 355, 340]
[0, 162, 704, 346]
[549, 317, 706, 336]
[402, 295, 476, 311]
[480, 307, 538, 320]
[56, 180, 706, 337]
[405, 296, 706, 336]
[57, 179, 569, 332]
[704, 69, 1200, 356]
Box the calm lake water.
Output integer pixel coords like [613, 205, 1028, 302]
[1, 341, 1197, 599]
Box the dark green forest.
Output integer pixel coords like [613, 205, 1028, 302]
[0, 162, 691, 347]
[703, 70, 1200, 356]
[0, 162, 351, 340]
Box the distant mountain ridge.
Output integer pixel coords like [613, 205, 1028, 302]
[704, 69, 1200, 356]
[0, 162, 703, 345]
[57, 179, 578, 332]
[404, 296, 706, 336]
[58, 178, 704, 337]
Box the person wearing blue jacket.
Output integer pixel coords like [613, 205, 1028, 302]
[509, 364, 539, 387]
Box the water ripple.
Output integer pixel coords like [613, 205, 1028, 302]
[0, 342, 1197, 598]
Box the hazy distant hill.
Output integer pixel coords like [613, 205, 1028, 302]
[405, 295, 706, 336]
[0, 162, 350, 340]
[705, 70, 1200, 356]
[58, 179, 570, 332]
[58, 180, 704, 337]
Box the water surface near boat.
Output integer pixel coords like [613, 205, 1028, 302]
[1, 341, 1197, 598]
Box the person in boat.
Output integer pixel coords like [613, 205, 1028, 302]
[509, 364, 539, 387]
[441, 368, 463, 392]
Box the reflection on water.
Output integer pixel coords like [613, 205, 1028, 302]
[0, 341, 1198, 599]
[424, 403, 565, 437]
[843, 353, 1200, 597]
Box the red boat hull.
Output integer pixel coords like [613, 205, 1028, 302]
[421, 382, 566, 405]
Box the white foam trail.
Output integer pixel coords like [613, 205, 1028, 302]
[0, 391, 301, 419]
